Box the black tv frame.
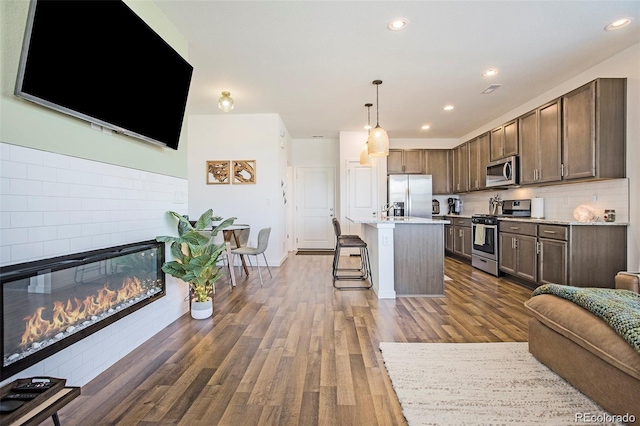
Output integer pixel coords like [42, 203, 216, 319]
[14, 0, 193, 150]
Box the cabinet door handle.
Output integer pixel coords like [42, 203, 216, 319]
[511, 237, 515, 249]
[543, 230, 556, 234]
[536, 241, 541, 254]
[514, 238, 518, 250]
[509, 226, 520, 230]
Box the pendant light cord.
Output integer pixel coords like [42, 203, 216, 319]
[376, 84, 380, 127]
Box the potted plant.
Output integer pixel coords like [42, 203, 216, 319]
[211, 215, 224, 227]
[156, 209, 235, 319]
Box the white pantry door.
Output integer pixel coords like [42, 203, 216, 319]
[295, 167, 335, 249]
[346, 161, 379, 237]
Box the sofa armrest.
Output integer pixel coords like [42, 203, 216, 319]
[615, 272, 640, 293]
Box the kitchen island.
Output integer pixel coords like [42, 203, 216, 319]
[346, 216, 450, 299]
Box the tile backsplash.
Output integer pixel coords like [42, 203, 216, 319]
[0, 143, 188, 265]
[459, 179, 629, 222]
[0, 142, 189, 387]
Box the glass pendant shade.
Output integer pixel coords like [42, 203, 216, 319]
[360, 143, 372, 166]
[368, 125, 389, 157]
[218, 91, 234, 112]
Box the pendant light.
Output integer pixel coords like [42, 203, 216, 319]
[367, 80, 389, 157]
[360, 103, 373, 166]
[218, 91, 234, 112]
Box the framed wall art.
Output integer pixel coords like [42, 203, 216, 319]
[206, 160, 230, 184]
[232, 160, 256, 184]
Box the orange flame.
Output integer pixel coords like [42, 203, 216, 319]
[20, 277, 148, 347]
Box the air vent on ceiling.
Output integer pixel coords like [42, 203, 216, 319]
[481, 84, 502, 94]
[312, 135, 324, 138]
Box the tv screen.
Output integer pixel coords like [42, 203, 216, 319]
[15, 0, 193, 150]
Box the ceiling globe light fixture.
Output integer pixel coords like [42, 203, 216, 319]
[368, 80, 389, 157]
[387, 18, 409, 31]
[218, 91, 234, 112]
[483, 68, 499, 77]
[605, 18, 632, 31]
[360, 103, 374, 166]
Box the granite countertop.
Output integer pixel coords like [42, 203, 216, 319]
[346, 216, 450, 225]
[438, 214, 628, 226]
[497, 217, 629, 226]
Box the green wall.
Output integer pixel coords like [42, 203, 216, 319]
[0, 0, 189, 179]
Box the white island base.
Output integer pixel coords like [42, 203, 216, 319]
[347, 217, 450, 299]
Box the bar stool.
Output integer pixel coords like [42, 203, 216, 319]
[332, 218, 372, 290]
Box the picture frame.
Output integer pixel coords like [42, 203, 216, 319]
[206, 160, 230, 184]
[232, 160, 256, 184]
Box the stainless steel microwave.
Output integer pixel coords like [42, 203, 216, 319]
[486, 156, 518, 187]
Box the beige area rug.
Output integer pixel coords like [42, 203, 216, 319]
[379, 342, 620, 425]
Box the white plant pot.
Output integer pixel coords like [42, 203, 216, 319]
[191, 298, 213, 319]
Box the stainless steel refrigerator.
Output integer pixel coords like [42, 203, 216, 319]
[388, 175, 433, 218]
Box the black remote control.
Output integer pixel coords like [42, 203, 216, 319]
[3, 393, 39, 400]
[14, 382, 52, 392]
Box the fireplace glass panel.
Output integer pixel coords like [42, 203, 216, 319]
[1, 240, 165, 379]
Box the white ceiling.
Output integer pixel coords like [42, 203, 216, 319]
[154, 1, 640, 140]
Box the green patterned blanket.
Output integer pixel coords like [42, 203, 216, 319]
[532, 284, 640, 354]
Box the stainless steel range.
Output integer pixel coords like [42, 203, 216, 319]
[471, 199, 531, 276]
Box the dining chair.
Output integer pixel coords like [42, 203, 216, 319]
[231, 227, 272, 286]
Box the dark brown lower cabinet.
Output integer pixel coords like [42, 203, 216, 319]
[538, 238, 568, 286]
[444, 225, 454, 252]
[499, 232, 537, 282]
[450, 218, 472, 259]
[499, 222, 627, 289]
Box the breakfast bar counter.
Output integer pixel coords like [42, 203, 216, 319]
[346, 217, 449, 299]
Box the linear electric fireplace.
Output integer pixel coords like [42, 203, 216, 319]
[1, 240, 165, 380]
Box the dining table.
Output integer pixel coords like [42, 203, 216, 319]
[222, 224, 251, 278]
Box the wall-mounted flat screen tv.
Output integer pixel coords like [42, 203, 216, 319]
[15, 0, 193, 150]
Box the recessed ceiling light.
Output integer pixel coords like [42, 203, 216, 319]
[421, 125, 430, 130]
[364, 125, 372, 130]
[483, 68, 499, 77]
[388, 18, 409, 31]
[443, 105, 454, 111]
[605, 18, 632, 31]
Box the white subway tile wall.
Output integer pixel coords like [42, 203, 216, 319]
[0, 142, 189, 387]
[460, 179, 629, 222]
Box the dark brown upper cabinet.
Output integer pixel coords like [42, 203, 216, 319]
[490, 119, 518, 161]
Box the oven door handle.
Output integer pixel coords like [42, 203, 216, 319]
[473, 223, 497, 230]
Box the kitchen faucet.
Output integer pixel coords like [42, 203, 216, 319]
[381, 203, 397, 217]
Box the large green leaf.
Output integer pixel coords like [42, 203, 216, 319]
[194, 209, 213, 230]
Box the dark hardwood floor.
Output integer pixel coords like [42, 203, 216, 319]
[53, 254, 533, 425]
